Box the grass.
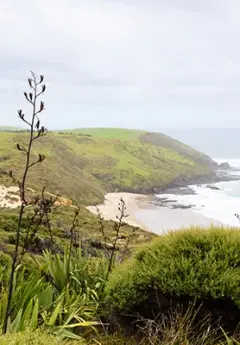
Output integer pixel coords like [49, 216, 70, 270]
[0, 329, 82, 344]
[0, 128, 216, 204]
[0, 126, 25, 132]
[64, 127, 145, 140]
[0, 331, 236, 345]
[0, 330, 140, 345]
[0, 327, 238, 345]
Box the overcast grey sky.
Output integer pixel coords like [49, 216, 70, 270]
[1, 0, 240, 130]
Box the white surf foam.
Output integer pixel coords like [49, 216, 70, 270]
[155, 158, 240, 227]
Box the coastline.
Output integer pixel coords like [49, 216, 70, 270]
[86, 192, 150, 230]
[86, 192, 224, 235]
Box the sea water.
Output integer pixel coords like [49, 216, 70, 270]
[154, 158, 240, 227]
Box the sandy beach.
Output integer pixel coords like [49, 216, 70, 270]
[0, 185, 21, 208]
[86, 192, 149, 229]
[87, 192, 224, 235]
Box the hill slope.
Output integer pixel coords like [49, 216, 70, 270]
[0, 126, 25, 132]
[0, 128, 217, 204]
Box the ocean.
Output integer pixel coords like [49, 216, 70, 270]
[155, 158, 240, 227]
[134, 159, 240, 232]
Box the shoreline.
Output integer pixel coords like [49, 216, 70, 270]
[86, 192, 151, 231]
[86, 192, 224, 235]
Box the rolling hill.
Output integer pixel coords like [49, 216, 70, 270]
[0, 128, 217, 204]
[0, 126, 26, 132]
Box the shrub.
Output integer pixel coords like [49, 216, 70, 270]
[105, 227, 240, 321]
[0, 329, 82, 345]
[0, 251, 11, 266]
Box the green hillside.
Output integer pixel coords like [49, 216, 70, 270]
[0, 126, 25, 132]
[0, 128, 217, 204]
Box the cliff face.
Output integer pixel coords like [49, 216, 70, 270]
[0, 128, 217, 204]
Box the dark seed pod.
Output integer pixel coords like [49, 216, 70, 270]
[39, 101, 44, 112]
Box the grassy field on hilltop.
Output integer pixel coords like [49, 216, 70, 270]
[0, 127, 216, 204]
[0, 126, 26, 132]
[66, 127, 145, 139]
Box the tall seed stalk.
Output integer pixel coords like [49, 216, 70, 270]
[2, 72, 47, 333]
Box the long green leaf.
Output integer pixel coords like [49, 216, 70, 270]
[11, 308, 23, 332]
[61, 320, 101, 328]
[20, 298, 33, 330]
[54, 328, 84, 340]
[47, 301, 62, 326]
[30, 298, 39, 329]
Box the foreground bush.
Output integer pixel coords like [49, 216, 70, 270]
[0, 249, 107, 338]
[0, 329, 82, 345]
[105, 227, 240, 324]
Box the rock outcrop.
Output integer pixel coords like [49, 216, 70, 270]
[219, 162, 231, 169]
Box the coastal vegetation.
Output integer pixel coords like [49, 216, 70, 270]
[1, 73, 240, 344]
[0, 206, 153, 257]
[0, 127, 217, 205]
[2, 226, 240, 344]
[106, 227, 240, 322]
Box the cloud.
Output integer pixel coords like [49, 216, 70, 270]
[1, 0, 240, 129]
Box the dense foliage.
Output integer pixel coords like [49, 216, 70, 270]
[0, 206, 153, 255]
[106, 227, 240, 317]
[1, 221, 240, 343]
[0, 249, 107, 339]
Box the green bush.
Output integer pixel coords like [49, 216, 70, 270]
[0, 329, 83, 345]
[105, 227, 240, 314]
[0, 251, 11, 266]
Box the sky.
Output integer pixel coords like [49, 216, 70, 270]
[1, 0, 240, 130]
